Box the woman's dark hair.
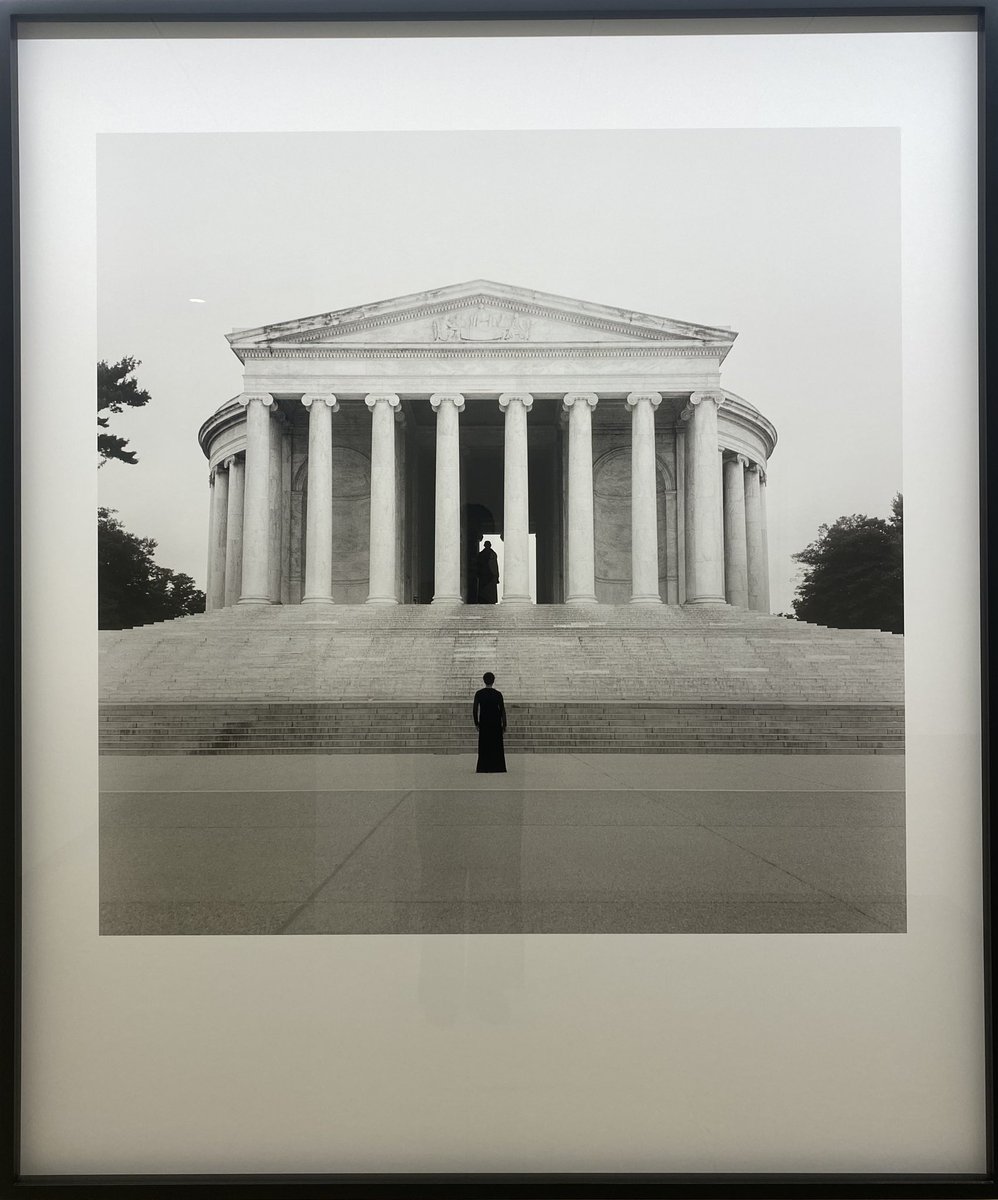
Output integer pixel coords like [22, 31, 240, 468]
[483, 672, 495, 686]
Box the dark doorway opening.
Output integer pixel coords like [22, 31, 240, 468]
[464, 502, 499, 604]
[406, 399, 564, 604]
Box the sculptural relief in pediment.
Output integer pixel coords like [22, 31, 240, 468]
[303, 305, 682, 347]
[430, 306, 532, 343]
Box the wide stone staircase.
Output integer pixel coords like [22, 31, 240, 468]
[99, 604, 904, 754]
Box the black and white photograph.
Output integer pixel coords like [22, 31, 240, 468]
[96, 128, 905, 937]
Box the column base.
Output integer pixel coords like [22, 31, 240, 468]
[685, 596, 728, 605]
[237, 596, 272, 605]
[366, 596, 399, 606]
[301, 596, 335, 606]
[566, 595, 599, 605]
[500, 595, 533, 607]
[629, 594, 663, 605]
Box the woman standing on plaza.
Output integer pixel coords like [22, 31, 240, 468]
[473, 672, 507, 773]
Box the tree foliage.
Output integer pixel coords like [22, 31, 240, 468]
[98, 356, 151, 467]
[791, 494, 903, 633]
[98, 507, 205, 629]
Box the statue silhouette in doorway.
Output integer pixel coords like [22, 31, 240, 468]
[476, 541, 500, 605]
[473, 672, 507, 773]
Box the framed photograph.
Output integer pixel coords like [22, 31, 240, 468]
[4, 0, 994, 1194]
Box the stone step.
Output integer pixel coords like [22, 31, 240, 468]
[103, 744, 902, 756]
[100, 604, 905, 711]
[98, 700, 904, 756]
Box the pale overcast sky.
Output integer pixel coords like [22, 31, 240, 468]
[97, 129, 901, 613]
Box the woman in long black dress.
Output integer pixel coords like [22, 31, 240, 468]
[473, 672, 507, 773]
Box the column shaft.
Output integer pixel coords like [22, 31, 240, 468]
[499, 392, 533, 604]
[366, 393, 400, 604]
[676, 424, 687, 603]
[207, 466, 228, 611]
[722, 455, 749, 607]
[280, 433, 292, 604]
[760, 472, 771, 612]
[238, 393, 274, 604]
[223, 456, 244, 607]
[744, 462, 766, 611]
[683, 392, 726, 603]
[268, 419, 284, 603]
[626, 392, 663, 603]
[431, 393, 464, 603]
[302, 394, 338, 604]
[564, 393, 598, 604]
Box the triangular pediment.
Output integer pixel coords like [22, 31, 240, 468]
[227, 281, 737, 358]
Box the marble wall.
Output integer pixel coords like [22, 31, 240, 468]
[592, 434, 678, 604]
[289, 407, 373, 605]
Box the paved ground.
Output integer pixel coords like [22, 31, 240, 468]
[99, 753, 906, 935]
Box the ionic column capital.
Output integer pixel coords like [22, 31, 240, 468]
[223, 454, 240, 470]
[301, 393, 339, 412]
[365, 392, 401, 412]
[626, 391, 662, 411]
[735, 453, 750, 469]
[499, 392, 533, 413]
[563, 392, 599, 410]
[746, 459, 764, 476]
[681, 390, 724, 420]
[430, 392, 465, 413]
[238, 392, 275, 409]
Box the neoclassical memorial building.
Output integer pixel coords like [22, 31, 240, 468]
[199, 281, 776, 609]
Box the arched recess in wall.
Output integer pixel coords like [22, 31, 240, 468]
[293, 447, 372, 604]
[592, 448, 678, 604]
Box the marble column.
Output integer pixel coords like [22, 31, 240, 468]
[722, 454, 749, 607]
[206, 465, 228, 611]
[301, 393, 339, 605]
[223, 454, 244, 607]
[682, 391, 726, 603]
[237, 393, 274, 604]
[676, 422, 687, 604]
[563, 392, 599, 605]
[744, 461, 766, 612]
[499, 392, 533, 605]
[268, 413, 284, 604]
[760, 469, 771, 612]
[280, 432, 292, 605]
[365, 393, 400, 604]
[430, 392, 465, 604]
[626, 391, 663, 604]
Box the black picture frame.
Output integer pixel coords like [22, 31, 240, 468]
[1, 2, 993, 1196]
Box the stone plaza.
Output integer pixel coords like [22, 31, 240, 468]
[99, 751, 905, 936]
